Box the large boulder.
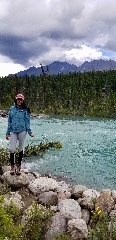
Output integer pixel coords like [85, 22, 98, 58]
[3, 191, 25, 210]
[28, 177, 59, 194]
[81, 209, 90, 224]
[45, 212, 67, 240]
[95, 189, 115, 213]
[67, 218, 88, 240]
[28, 177, 71, 195]
[58, 199, 82, 220]
[71, 185, 88, 199]
[78, 189, 100, 210]
[37, 191, 58, 206]
[112, 190, 116, 203]
[1, 171, 37, 188]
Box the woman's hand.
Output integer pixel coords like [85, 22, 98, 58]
[6, 135, 10, 140]
[30, 133, 34, 137]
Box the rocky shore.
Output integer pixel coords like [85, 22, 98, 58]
[0, 109, 8, 117]
[0, 110, 116, 239]
[0, 109, 49, 119]
[0, 166, 116, 240]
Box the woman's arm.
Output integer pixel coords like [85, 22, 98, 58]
[6, 110, 12, 136]
[25, 110, 34, 136]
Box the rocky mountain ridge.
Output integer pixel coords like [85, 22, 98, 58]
[10, 59, 116, 77]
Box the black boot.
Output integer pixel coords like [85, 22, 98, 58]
[16, 150, 23, 175]
[10, 153, 15, 175]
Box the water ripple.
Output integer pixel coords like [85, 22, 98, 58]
[1, 115, 116, 190]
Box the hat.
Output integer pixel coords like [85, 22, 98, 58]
[16, 93, 24, 100]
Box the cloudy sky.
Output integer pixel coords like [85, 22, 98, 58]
[0, 0, 116, 77]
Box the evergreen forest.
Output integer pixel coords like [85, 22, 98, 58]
[0, 69, 116, 118]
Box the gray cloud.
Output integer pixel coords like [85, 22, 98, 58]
[0, 0, 116, 69]
[0, 34, 49, 65]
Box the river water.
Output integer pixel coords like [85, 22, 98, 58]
[0, 115, 116, 190]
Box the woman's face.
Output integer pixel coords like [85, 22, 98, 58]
[17, 98, 23, 106]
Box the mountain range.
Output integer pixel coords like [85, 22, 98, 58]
[12, 59, 116, 77]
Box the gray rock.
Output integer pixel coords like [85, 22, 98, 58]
[109, 209, 116, 217]
[78, 189, 100, 210]
[81, 209, 90, 224]
[82, 189, 100, 199]
[72, 185, 88, 199]
[112, 190, 116, 203]
[28, 177, 59, 194]
[78, 196, 95, 210]
[58, 199, 82, 220]
[1, 171, 36, 188]
[57, 190, 71, 200]
[67, 218, 88, 239]
[95, 191, 115, 213]
[45, 212, 67, 240]
[3, 191, 25, 210]
[37, 191, 58, 206]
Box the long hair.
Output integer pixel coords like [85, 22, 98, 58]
[15, 99, 31, 113]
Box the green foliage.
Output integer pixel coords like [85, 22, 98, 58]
[0, 69, 116, 118]
[52, 233, 71, 240]
[24, 141, 62, 157]
[0, 196, 53, 240]
[0, 196, 23, 240]
[0, 147, 9, 167]
[22, 203, 53, 240]
[0, 141, 62, 167]
[0, 182, 11, 195]
[88, 207, 116, 240]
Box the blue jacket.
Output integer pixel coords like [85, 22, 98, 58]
[6, 105, 32, 135]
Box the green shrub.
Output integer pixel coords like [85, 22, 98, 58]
[0, 196, 54, 240]
[88, 207, 116, 240]
[52, 233, 71, 240]
[0, 141, 62, 166]
[22, 203, 53, 240]
[0, 182, 11, 195]
[0, 196, 23, 240]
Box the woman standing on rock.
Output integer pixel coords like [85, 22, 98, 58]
[6, 93, 34, 175]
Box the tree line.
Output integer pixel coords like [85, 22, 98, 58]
[0, 69, 116, 118]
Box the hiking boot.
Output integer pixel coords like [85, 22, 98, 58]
[16, 165, 21, 175]
[10, 165, 16, 175]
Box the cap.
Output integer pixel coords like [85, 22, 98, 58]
[16, 93, 24, 100]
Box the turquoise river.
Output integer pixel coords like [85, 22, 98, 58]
[0, 115, 116, 190]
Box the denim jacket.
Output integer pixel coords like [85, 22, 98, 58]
[6, 105, 32, 135]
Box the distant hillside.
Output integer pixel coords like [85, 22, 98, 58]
[78, 59, 116, 72]
[10, 59, 116, 77]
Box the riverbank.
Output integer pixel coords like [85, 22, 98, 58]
[0, 109, 8, 117]
[1, 110, 116, 191]
[0, 165, 116, 240]
[0, 109, 49, 118]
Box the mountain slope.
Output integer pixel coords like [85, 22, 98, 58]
[78, 59, 116, 72]
[11, 59, 116, 76]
